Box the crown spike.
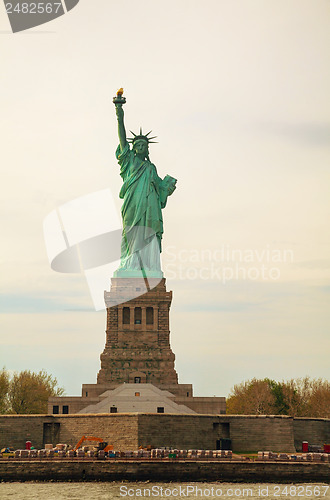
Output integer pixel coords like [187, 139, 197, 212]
[128, 128, 158, 145]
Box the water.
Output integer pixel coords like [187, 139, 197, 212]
[0, 482, 329, 500]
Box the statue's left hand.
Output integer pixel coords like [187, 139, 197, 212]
[162, 176, 177, 195]
[167, 180, 177, 195]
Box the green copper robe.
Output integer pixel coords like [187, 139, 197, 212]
[116, 143, 172, 273]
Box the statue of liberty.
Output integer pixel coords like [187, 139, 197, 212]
[113, 89, 177, 277]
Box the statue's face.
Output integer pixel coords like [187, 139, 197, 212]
[133, 140, 149, 158]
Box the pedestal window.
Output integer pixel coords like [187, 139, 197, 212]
[146, 307, 154, 325]
[123, 307, 130, 324]
[134, 307, 142, 324]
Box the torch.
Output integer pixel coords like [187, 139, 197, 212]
[113, 88, 126, 106]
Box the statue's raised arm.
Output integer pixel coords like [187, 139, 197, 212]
[113, 88, 127, 152]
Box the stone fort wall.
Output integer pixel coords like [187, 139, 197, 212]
[138, 415, 296, 452]
[1, 414, 328, 453]
[293, 417, 330, 451]
[0, 414, 138, 451]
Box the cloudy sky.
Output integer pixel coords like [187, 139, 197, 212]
[1, 0, 329, 399]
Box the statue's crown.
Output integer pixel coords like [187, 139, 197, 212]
[128, 127, 158, 145]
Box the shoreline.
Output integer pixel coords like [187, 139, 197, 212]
[0, 460, 329, 482]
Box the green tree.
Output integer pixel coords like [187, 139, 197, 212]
[8, 369, 64, 414]
[265, 378, 289, 414]
[280, 377, 311, 417]
[0, 368, 10, 414]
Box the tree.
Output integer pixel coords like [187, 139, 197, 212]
[8, 369, 64, 414]
[308, 378, 330, 418]
[281, 377, 330, 418]
[0, 368, 10, 414]
[226, 378, 276, 415]
[226, 376, 330, 418]
[280, 377, 311, 417]
[265, 378, 290, 414]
